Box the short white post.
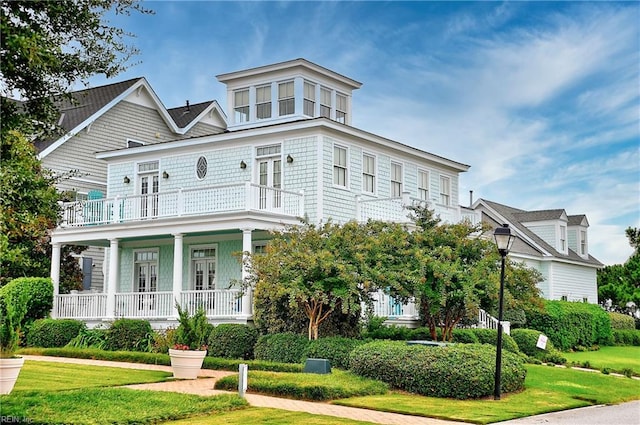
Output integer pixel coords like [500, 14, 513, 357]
[238, 363, 248, 397]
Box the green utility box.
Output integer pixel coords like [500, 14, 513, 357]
[303, 358, 331, 374]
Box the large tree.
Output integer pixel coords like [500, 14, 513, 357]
[598, 227, 640, 314]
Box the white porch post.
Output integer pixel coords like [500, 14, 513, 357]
[50, 242, 62, 318]
[171, 233, 184, 318]
[106, 238, 119, 319]
[241, 228, 253, 317]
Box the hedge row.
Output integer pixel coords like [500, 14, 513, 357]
[349, 340, 526, 399]
[612, 329, 640, 346]
[27, 319, 86, 348]
[525, 300, 612, 350]
[510, 328, 566, 364]
[608, 312, 636, 330]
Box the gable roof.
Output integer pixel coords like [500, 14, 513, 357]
[475, 199, 602, 267]
[167, 100, 226, 128]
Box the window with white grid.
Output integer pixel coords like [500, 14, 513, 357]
[278, 81, 294, 116]
[320, 87, 331, 118]
[304, 81, 315, 116]
[362, 154, 375, 194]
[336, 93, 347, 124]
[234, 89, 249, 123]
[256, 85, 272, 119]
[333, 145, 347, 187]
[391, 162, 403, 197]
[418, 170, 429, 201]
[440, 175, 450, 205]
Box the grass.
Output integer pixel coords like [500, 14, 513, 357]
[334, 364, 640, 424]
[215, 369, 389, 400]
[562, 346, 640, 376]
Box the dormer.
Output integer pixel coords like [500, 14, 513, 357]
[568, 215, 590, 259]
[216, 58, 362, 130]
[514, 209, 569, 255]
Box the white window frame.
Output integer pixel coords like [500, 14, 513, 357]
[362, 153, 376, 195]
[189, 244, 218, 291]
[234, 88, 250, 123]
[195, 156, 208, 180]
[333, 145, 348, 188]
[439, 175, 451, 206]
[390, 162, 403, 198]
[303, 81, 315, 117]
[320, 87, 331, 118]
[580, 230, 587, 255]
[560, 225, 567, 252]
[256, 85, 272, 119]
[336, 93, 347, 124]
[417, 169, 430, 201]
[278, 81, 295, 116]
[253, 241, 269, 255]
[132, 248, 159, 293]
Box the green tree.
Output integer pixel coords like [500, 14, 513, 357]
[598, 227, 640, 314]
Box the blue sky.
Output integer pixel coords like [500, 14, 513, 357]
[87, 1, 639, 265]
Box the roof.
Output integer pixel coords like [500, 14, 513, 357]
[476, 199, 602, 267]
[168, 100, 217, 128]
[34, 78, 142, 153]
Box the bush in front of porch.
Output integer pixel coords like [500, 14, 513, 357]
[207, 324, 258, 360]
[26, 319, 85, 348]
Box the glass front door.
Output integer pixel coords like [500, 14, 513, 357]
[257, 158, 282, 210]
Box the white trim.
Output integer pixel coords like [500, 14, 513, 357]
[67, 176, 107, 187]
[362, 152, 377, 196]
[332, 143, 349, 189]
[417, 168, 430, 202]
[188, 244, 218, 291]
[390, 160, 404, 198]
[132, 247, 159, 293]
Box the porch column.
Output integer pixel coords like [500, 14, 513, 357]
[241, 228, 253, 317]
[106, 238, 119, 319]
[50, 242, 62, 318]
[171, 233, 184, 318]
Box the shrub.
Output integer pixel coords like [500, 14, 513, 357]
[0, 277, 53, 326]
[208, 324, 258, 360]
[173, 305, 212, 351]
[151, 328, 176, 354]
[511, 328, 566, 364]
[608, 312, 636, 330]
[612, 329, 640, 346]
[26, 319, 85, 348]
[408, 327, 432, 340]
[254, 333, 310, 363]
[525, 300, 613, 350]
[451, 329, 480, 344]
[469, 328, 520, 353]
[66, 327, 108, 350]
[104, 319, 153, 352]
[361, 323, 413, 340]
[304, 336, 365, 370]
[0, 289, 28, 356]
[349, 340, 526, 399]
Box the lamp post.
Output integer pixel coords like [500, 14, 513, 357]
[493, 223, 515, 400]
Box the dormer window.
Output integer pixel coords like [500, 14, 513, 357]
[580, 230, 587, 255]
[320, 87, 331, 118]
[560, 226, 566, 252]
[256, 85, 272, 119]
[336, 93, 347, 124]
[278, 81, 294, 116]
[234, 89, 249, 123]
[304, 82, 315, 116]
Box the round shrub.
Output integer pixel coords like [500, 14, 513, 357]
[105, 319, 153, 352]
[254, 332, 310, 363]
[27, 319, 85, 348]
[451, 329, 480, 344]
[208, 324, 258, 359]
[612, 329, 640, 346]
[511, 328, 566, 364]
[608, 312, 636, 330]
[0, 277, 53, 326]
[304, 336, 365, 369]
[349, 340, 526, 399]
[470, 328, 520, 353]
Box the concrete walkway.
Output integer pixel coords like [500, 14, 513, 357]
[23, 355, 459, 425]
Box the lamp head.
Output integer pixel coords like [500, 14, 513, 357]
[494, 224, 515, 255]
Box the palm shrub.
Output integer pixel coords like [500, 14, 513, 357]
[174, 304, 211, 351]
[207, 324, 258, 359]
[27, 319, 85, 348]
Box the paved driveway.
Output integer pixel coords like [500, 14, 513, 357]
[493, 400, 640, 425]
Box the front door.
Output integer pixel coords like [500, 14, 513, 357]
[134, 250, 158, 311]
[257, 158, 282, 210]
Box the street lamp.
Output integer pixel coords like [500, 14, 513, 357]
[493, 223, 515, 400]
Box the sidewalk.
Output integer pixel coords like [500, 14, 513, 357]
[23, 355, 460, 425]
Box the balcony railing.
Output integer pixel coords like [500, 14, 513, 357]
[59, 182, 304, 228]
[367, 291, 419, 319]
[357, 194, 462, 224]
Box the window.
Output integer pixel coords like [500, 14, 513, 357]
[418, 170, 430, 201]
[362, 154, 375, 194]
[580, 230, 587, 255]
[138, 161, 159, 173]
[333, 145, 347, 187]
[336, 93, 347, 124]
[440, 175, 450, 205]
[561, 295, 568, 301]
[234, 89, 249, 123]
[256, 85, 272, 119]
[304, 82, 315, 116]
[191, 247, 216, 291]
[256, 144, 281, 157]
[196, 156, 207, 180]
[320, 87, 331, 118]
[253, 241, 268, 255]
[278, 81, 294, 116]
[560, 226, 566, 251]
[134, 250, 158, 293]
[391, 162, 403, 197]
[127, 139, 144, 148]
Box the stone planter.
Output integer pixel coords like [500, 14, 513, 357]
[168, 348, 207, 379]
[0, 357, 25, 394]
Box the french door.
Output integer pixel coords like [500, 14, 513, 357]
[257, 158, 282, 210]
[139, 174, 159, 218]
[135, 253, 157, 311]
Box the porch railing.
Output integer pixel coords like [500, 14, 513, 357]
[367, 291, 419, 319]
[57, 293, 107, 319]
[59, 182, 304, 228]
[477, 309, 510, 335]
[357, 195, 461, 224]
[180, 290, 243, 317]
[115, 292, 174, 318]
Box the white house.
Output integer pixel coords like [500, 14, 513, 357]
[472, 199, 603, 303]
[49, 59, 473, 327]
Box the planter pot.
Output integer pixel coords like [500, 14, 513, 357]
[0, 357, 25, 394]
[168, 348, 207, 379]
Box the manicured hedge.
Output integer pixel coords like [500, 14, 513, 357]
[208, 324, 258, 360]
[525, 300, 613, 350]
[0, 277, 53, 325]
[254, 332, 310, 363]
[469, 328, 520, 353]
[304, 336, 365, 370]
[608, 312, 636, 330]
[104, 319, 153, 352]
[612, 329, 640, 346]
[349, 340, 526, 399]
[27, 319, 85, 348]
[511, 328, 566, 364]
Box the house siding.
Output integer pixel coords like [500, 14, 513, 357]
[550, 262, 597, 303]
[527, 225, 556, 248]
[283, 136, 318, 223]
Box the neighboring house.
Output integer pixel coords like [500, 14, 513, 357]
[34, 78, 227, 291]
[472, 199, 603, 303]
[48, 58, 473, 327]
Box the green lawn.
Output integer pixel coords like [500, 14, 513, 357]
[334, 364, 640, 424]
[562, 346, 640, 376]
